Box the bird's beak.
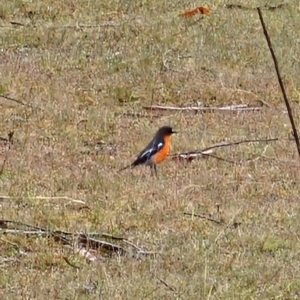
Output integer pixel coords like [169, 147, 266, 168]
[172, 130, 178, 134]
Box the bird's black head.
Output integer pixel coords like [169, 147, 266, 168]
[158, 126, 177, 136]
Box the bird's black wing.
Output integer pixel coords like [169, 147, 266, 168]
[132, 139, 164, 166]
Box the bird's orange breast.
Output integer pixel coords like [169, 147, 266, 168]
[152, 136, 170, 164]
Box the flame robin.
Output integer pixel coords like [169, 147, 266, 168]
[119, 126, 177, 176]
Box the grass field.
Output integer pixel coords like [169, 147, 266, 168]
[1, 0, 300, 299]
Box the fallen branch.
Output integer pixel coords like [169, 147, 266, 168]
[143, 104, 262, 113]
[0, 220, 153, 261]
[184, 212, 223, 225]
[171, 138, 278, 162]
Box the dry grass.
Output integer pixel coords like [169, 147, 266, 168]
[1, 0, 300, 299]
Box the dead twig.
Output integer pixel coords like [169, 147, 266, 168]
[10, 21, 25, 26]
[201, 138, 278, 153]
[86, 232, 124, 240]
[266, 267, 283, 283]
[78, 235, 127, 254]
[0, 195, 86, 205]
[203, 153, 235, 164]
[184, 212, 224, 225]
[122, 239, 143, 251]
[63, 256, 81, 269]
[0, 131, 14, 176]
[257, 8, 300, 158]
[1, 229, 48, 235]
[34, 196, 86, 205]
[0, 94, 28, 106]
[0, 21, 26, 27]
[171, 138, 278, 162]
[0, 219, 47, 231]
[156, 276, 178, 293]
[225, 4, 248, 10]
[225, 3, 287, 11]
[1, 22, 120, 29]
[117, 112, 160, 119]
[78, 235, 156, 256]
[50, 22, 120, 29]
[171, 150, 234, 164]
[143, 104, 262, 113]
[136, 250, 157, 256]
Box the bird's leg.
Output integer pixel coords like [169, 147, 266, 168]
[153, 164, 158, 178]
[150, 165, 154, 177]
[149, 165, 156, 177]
[149, 164, 158, 177]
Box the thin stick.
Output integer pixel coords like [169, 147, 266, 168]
[184, 212, 223, 225]
[137, 250, 157, 256]
[122, 239, 143, 251]
[225, 4, 286, 11]
[63, 257, 81, 269]
[156, 276, 178, 293]
[143, 104, 261, 112]
[257, 8, 300, 158]
[201, 138, 278, 153]
[1, 229, 48, 235]
[171, 138, 278, 160]
[78, 235, 127, 254]
[50, 22, 119, 29]
[204, 153, 235, 164]
[0, 131, 14, 176]
[0, 195, 86, 205]
[0, 219, 47, 231]
[172, 152, 234, 164]
[118, 112, 160, 119]
[0, 95, 27, 106]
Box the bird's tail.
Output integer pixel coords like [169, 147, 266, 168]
[119, 164, 133, 172]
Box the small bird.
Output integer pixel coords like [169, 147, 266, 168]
[119, 126, 177, 176]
